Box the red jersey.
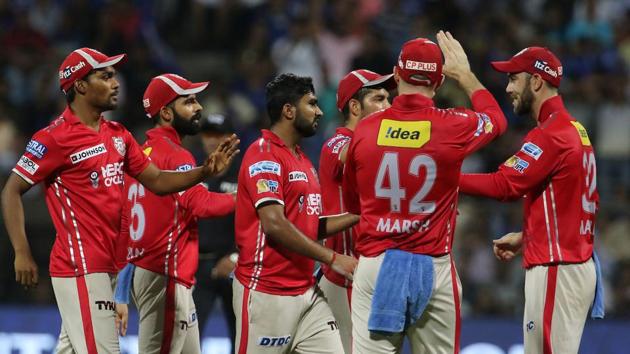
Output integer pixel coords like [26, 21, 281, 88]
[460, 96, 597, 268]
[343, 90, 507, 257]
[319, 127, 354, 287]
[12, 107, 150, 277]
[235, 129, 322, 295]
[120, 126, 235, 287]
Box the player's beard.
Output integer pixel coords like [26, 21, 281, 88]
[514, 80, 534, 116]
[294, 110, 319, 138]
[173, 110, 202, 136]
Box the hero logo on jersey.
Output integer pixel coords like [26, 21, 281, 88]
[17, 155, 39, 175]
[101, 162, 124, 186]
[89, 171, 99, 188]
[520, 142, 543, 160]
[249, 160, 281, 177]
[377, 119, 430, 148]
[504, 156, 529, 173]
[70, 143, 107, 164]
[256, 179, 279, 194]
[112, 137, 126, 156]
[258, 335, 291, 347]
[25, 140, 47, 159]
[474, 113, 494, 136]
[176, 164, 193, 171]
[306, 193, 322, 215]
[288, 171, 308, 182]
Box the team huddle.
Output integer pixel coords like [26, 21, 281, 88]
[1, 30, 603, 354]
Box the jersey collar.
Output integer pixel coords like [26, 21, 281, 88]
[392, 93, 435, 111]
[146, 125, 182, 146]
[62, 106, 104, 126]
[337, 126, 354, 137]
[537, 95, 566, 125]
[261, 129, 304, 156]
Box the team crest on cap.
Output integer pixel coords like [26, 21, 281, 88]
[113, 137, 126, 156]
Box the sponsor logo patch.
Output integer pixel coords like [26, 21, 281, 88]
[474, 113, 493, 136]
[403, 60, 437, 72]
[533, 60, 561, 78]
[59, 61, 86, 80]
[258, 335, 291, 347]
[570, 121, 591, 146]
[101, 162, 124, 186]
[112, 137, 126, 156]
[70, 143, 107, 164]
[256, 179, 279, 194]
[504, 155, 529, 173]
[25, 140, 47, 159]
[89, 171, 99, 188]
[377, 119, 430, 148]
[176, 164, 193, 172]
[306, 193, 322, 215]
[17, 155, 39, 175]
[249, 160, 281, 177]
[288, 171, 308, 182]
[520, 142, 543, 160]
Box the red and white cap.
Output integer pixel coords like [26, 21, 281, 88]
[58, 48, 126, 93]
[142, 74, 209, 118]
[491, 47, 563, 87]
[396, 38, 443, 87]
[336, 69, 395, 111]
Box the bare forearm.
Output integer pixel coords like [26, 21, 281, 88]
[318, 213, 359, 239]
[140, 167, 208, 196]
[457, 72, 485, 97]
[265, 219, 333, 264]
[1, 186, 30, 254]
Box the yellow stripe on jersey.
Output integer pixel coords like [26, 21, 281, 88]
[570, 121, 591, 146]
[143, 147, 153, 156]
[377, 119, 431, 148]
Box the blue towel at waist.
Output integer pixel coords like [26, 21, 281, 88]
[114, 263, 135, 305]
[368, 249, 434, 334]
[590, 251, 605, 319]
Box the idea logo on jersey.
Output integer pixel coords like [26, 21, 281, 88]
[377, 119, 430, 148]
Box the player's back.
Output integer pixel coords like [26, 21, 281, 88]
[345, 93, 505, 257]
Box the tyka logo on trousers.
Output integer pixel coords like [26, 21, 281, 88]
[95, 300, 115, 311]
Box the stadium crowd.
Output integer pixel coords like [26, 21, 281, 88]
[0, 0, 629, 321]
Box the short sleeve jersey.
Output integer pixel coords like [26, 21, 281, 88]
[343, 90, 507, 257]
[12, 107, 150, 276]
[234, 130, 322, 296]
[319, 127, 354, 287]
[460, 96, 597, 267]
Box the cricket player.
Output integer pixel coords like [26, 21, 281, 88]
[318, 69, 395, 354]
[1, 49, 239, 354]
[117, 74, 237, 353]
[343, 32, 507, 354]
[233, 73, 359, 354]
[459, 46, 601, 354]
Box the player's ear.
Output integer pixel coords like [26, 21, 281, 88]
[282, 103, 295, 121]
[159, 106, 173, 123]
[530, 73, 544, 92]
[74, 80, 87, 95]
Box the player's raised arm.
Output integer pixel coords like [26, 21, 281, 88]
[136, 134, 239, 195]
[1, 174, 38, 288]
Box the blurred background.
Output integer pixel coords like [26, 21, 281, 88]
[0, 0, 628, 353]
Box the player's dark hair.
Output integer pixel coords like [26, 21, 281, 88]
[65, 86, 76, 104]
[341, 87, 372, 121]
[266, 73, 315, 126]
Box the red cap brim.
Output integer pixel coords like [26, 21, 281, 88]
[364, 73, 396, 90]
[490, 60, 521, 74]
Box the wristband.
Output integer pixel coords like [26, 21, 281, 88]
[329, 252, 337, 265]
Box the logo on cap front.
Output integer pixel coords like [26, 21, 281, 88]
[533, 60, 560, 78]
[59, 61, 87, 80]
